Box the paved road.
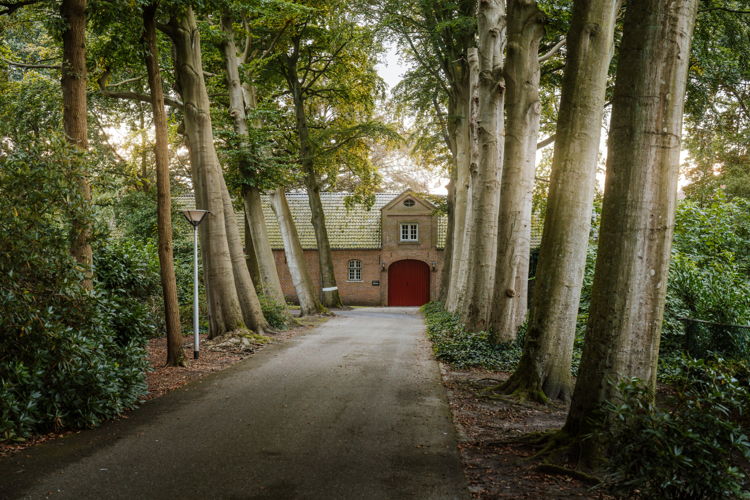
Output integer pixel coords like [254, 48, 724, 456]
[1, 307, 467, 500]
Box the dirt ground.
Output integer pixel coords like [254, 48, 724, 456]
[440, 366, 614, 499]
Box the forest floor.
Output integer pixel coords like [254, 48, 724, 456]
[441, 366, 615, 499]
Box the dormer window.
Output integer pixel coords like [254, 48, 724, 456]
[400, 223, 418, 242]
[403, 199, 415, 207]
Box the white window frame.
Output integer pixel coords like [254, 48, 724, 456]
[347, 259, 362, 281]
[400, 223, 419, 242]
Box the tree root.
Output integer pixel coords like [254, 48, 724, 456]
[536, 463, 601, 486]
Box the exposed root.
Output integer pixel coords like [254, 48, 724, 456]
[536, 463, 601, 486]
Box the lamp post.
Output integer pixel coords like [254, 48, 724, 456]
[182, 209, 209, 359]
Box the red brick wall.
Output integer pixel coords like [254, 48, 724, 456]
[273, 249, 445, 306]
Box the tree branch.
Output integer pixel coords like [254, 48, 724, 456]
[1, 57, 60, 69]
[98, 89, 183, 109]
[0, 0, 39, 15]
[537, 134, 555, 150]
[538, 38, 566, 63]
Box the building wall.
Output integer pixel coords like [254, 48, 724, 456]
[273, 248, 445, 306]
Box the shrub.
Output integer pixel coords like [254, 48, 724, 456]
[603, 357, 750, 499]
[421, 302, 522, 370]
[258, 294, 289, 330]
[0, 141, 149, 442]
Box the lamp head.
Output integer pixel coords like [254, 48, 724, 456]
[182, 209, 209, 227]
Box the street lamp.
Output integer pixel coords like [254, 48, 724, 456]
[182, 209, 209, 359]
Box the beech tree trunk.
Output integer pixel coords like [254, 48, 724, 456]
[502, 0, 620, 402]
[244, 212, 262, 286]
[270, 190, 325, 316]
[219, 176, 269, 333]
[564, 0, 698, 442]
[219, 14, 286, 308]
[142, 3, 184, 366]
[61, 0, 93, 288]
[490, 0, 545, 343]
[168, 8, 246, 338]
[461, 0, 506, 332]
[444, 85, 472, 312]
[243, 187, 285, 304]
[447, 47, 481, 314]
[284, 43, 342, 308]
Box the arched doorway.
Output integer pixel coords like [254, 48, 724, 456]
[388, 259, 430, 306]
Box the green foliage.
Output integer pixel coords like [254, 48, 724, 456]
[603, 358, 750, 499]
[661, 197, 750, 359]
[0, 141, 148, 442]
[258, 294, 289, 330]
[421, 302, 523, 370]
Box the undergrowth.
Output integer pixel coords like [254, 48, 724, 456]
[421, 302, 522, 371]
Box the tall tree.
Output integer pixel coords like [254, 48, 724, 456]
[142, 2, 184, 366]
[489, 0, 545, 342]
[218, 12, 287, 309]
[164, 7, 266, 337]
[60, 0, 93, 287]
[564, 0, 698, 447]
[500, 0, 620, 402]
[459, 0, 506, 332]
[270, 189, 326, 315]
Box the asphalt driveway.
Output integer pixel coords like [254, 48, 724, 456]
[0, 307, 467, 500]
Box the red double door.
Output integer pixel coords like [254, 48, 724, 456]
[388, 259, 430, 306]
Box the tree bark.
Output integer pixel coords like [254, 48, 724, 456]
[219, 14, 286, 309]
[142, 3, 184, 367]
[490, 0, 545, 342]
[284, 41, 342, 308]
[61, 0, 92, 288]
[244, 211, 262, 286]
[461, 0, 506, 332]
[243, 187, 285, 304]
[564, 0, 698, 442]
[438, 176, 454, 303]
[219, 175, 269, 333]
[502, 0, 620, 402]
[447, 47, 480, 314]
[168, 8, 246, 338]
[270, 190, 325, 316]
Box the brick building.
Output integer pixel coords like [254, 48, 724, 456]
[177, 189, 543, 307]
[262, 190, 447, 306]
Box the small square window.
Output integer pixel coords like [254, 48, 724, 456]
[348, 259, 362, 281]
[400, 223, 418, 242]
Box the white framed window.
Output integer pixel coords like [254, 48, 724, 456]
[400, 223, 419, 242]
[347, 259, 362, 281]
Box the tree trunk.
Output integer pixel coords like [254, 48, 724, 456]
[168, 8, 246, 338]
[220, 175, 269, 333]
[60, 0, 93, 288]
[438, 176, 454, 303]
[461, 0, 506, 332]
[564, 0, 698, 442]
[270, 190, 325, 316]
[219, 14, 286, 309]
[244, 212, 262, 286]
[243, 187, 285, 305]
[502, 0, 620, 402]
[448, 47, 480, 314]
[490, 0, 545, 343]
[142, 3, 184, 367]
[284, 47, 342, 308]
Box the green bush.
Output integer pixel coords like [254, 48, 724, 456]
[603, 357, 750, 499]
[0, 141, 149, 442]
[421, 302, 523, 370]
[258, 294, 289, 330]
